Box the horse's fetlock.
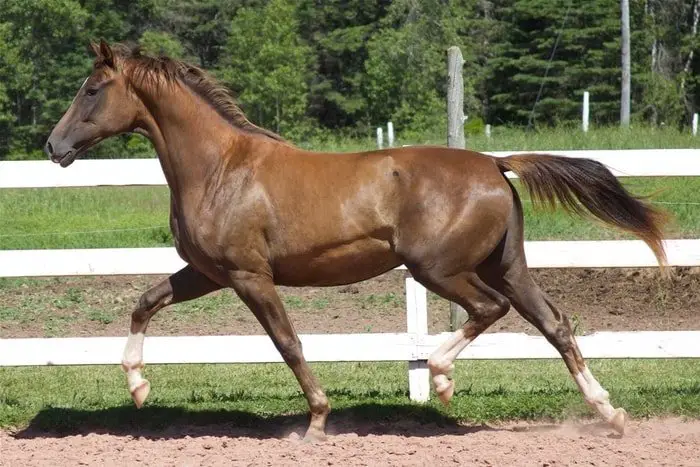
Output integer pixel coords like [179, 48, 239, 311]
[121, 360, 144, 372]
[428, 357, 452, 376]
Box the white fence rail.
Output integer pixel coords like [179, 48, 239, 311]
[3, 330, 698, 367]
[1, 149, 700, 188]
[2, 240, 700, 278]
[1, 151, 699, 402]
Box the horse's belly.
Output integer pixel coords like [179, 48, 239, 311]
[272, 237, 402, 287]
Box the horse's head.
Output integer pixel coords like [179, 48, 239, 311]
[45, 40, 140, 167]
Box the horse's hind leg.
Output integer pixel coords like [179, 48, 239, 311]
[495, 262, 626, 433]
[480, 236, 628, 434]
[122, 265, 221, 407]
[412, 268, 511, 404]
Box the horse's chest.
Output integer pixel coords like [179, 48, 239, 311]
[170, 208, 228, 276]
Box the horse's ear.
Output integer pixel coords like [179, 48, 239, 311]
[99, 39, 115, 69]
[89, 41, 101, 57]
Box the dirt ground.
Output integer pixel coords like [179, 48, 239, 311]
[1, 267, 699, 338]
[2, 417, 700, 466]
[2, 267, 700, 465]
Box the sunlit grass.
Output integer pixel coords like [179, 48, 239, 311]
[2, 359, 699, 431]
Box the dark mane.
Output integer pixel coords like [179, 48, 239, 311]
[101, 43, 287, 143]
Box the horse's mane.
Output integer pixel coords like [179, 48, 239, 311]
[99, 43, 286, 143]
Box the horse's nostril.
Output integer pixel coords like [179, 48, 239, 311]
[46, 142, 53, 155]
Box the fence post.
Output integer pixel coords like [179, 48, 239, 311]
[582, 91, 590, 133]
[485, 124, 492, 139]
[447, 46, 469, 330]
[387, 122, 395, 147]
[406, 272, 430, 402]
[621, 0, 631, 127]
[693, 113, 698, 136]
[447, 46, 466, 149]
[376, 127, 383, 149]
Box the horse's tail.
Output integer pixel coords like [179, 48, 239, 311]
[495, 153, 668, 270]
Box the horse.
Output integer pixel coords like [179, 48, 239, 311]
[45, 41, 668, 441]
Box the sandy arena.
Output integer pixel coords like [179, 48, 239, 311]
[2, 268, 700, 465]
[2, 417, 700, 466]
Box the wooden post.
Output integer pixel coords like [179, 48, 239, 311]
[582, 91, 590, 133]
[447, 47, 465, 149]
[693, 113, 698, 136]
[376, 127, 383, 149]
[621, 0, 631, 127]
[387, 121, 395, 147]
[485, 124, 492, 138]
[447, 46, 469, 331]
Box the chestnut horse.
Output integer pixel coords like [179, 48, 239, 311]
[45, 41, 667, 441]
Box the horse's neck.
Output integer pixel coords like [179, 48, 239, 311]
[140, 83, 237, 199]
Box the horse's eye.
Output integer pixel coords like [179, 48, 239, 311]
[86, 88, 99, 96]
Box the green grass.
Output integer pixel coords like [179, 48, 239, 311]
[0, 177, 696, 250]
[0, 186, 171, 249]
[1, 359, 699, 432]
[519, 177, 700, 240]
[462, 124, 700, 152]
[301, 124, 700, 153]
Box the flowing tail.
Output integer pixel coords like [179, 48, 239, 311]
[495, 153, 668, 269]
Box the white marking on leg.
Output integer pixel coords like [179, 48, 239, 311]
[122, 331, 146, 392]
[574, 366, 615, 420]
[428, 329, 473, 402]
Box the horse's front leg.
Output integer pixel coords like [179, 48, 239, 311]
[230, 272, 330, 442]
[122, 265, 221, 407]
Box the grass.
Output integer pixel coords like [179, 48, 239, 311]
[458, 124, 700, 152]
[301, 124, 700, 153]
[0, 186, 171, 249]
[519, 177, 700, 240]
[0, 177, 697, 250]
[1, 359, 699, 432]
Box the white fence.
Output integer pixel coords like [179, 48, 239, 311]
[2, 149, 700, 188]
[1, 149, 700, 402]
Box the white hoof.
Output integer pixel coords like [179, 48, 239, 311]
[130, 380, 151, 408]
[434, 376, 455, 405]
[610, 408, 627, 435]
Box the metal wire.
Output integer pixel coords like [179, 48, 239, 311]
[0, 226, 168, 238]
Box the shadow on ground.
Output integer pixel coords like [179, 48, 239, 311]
[12, 403, 499, 440]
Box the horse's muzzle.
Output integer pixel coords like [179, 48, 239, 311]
[45, 140, 77, 167]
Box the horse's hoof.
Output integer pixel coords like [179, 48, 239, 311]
[303, 428, 327, 444]
[610, 408, 627, 435]
[130, 380, 151, 408]
[436, 379, 455, 405]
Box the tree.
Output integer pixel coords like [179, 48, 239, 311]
[297, 0, 390, 131]
[0, 0, 92, 158]
[219, 0, 314, 138]
[139, 30, 185, 58]
[488, 0, 627, 126]
[641, 0, 700, 125]
[363, 0, 480, 136]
